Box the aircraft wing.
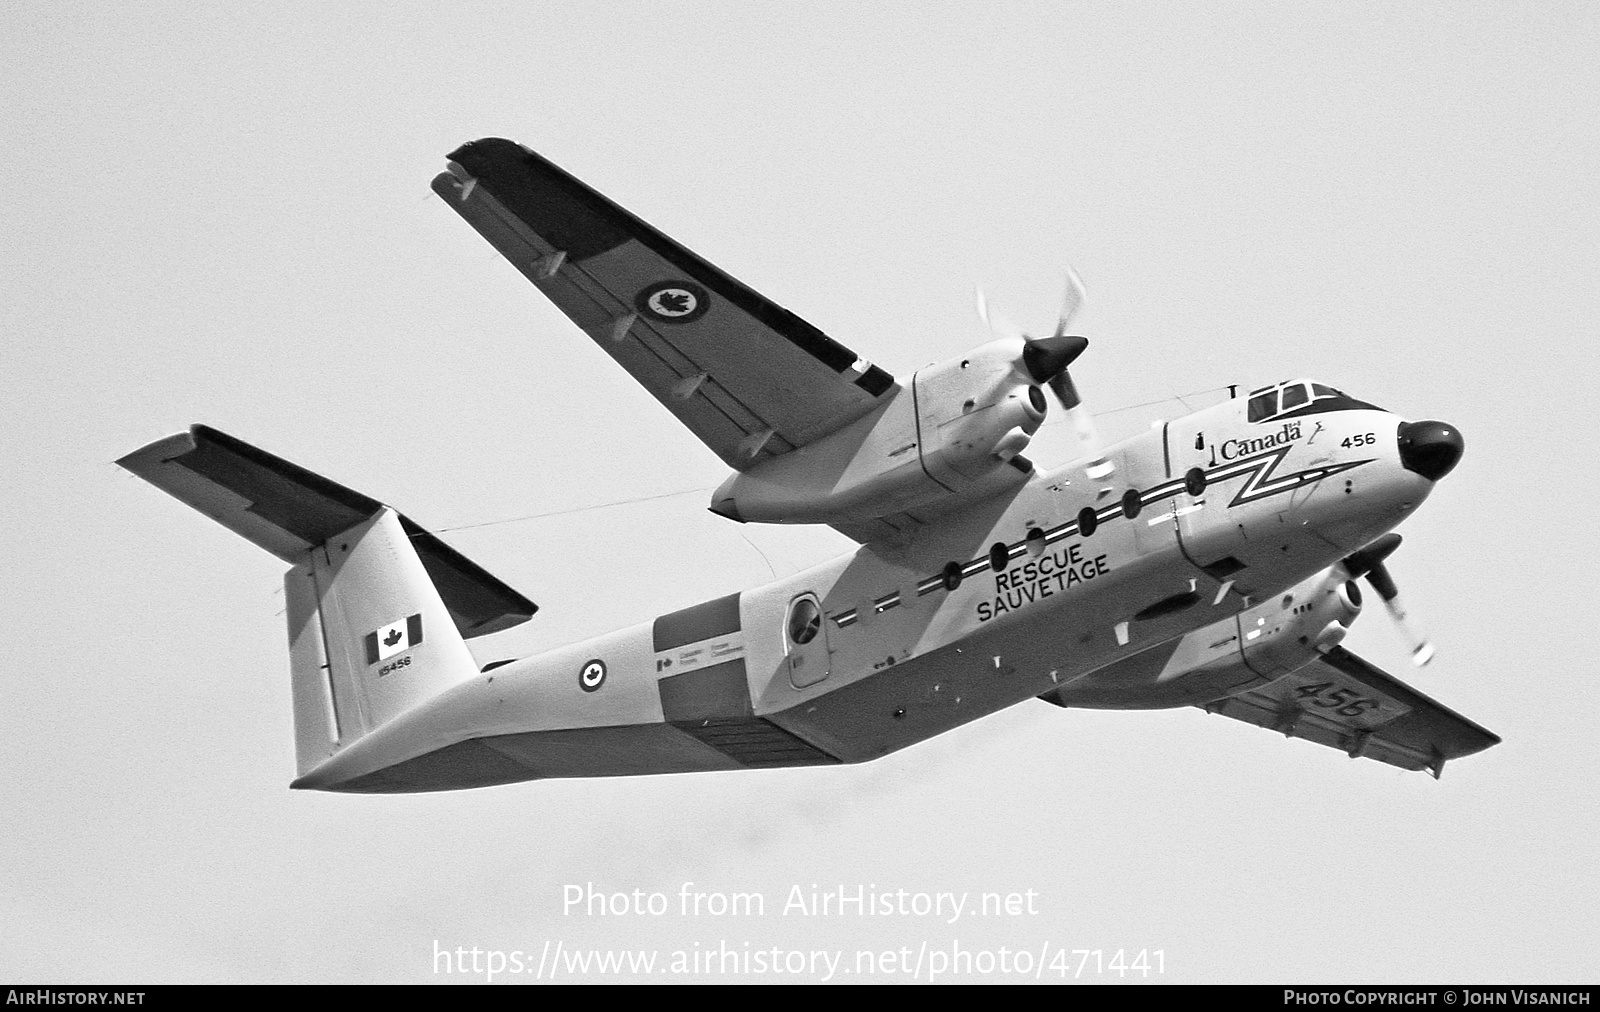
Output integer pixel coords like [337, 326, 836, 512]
[1196, 647, 1500, 777]
[432, 138, 899, 471]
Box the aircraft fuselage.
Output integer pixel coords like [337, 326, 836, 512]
[295, 390, 1446, 791]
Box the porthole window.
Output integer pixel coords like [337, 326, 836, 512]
[1121, 489, 1143, 519]
[787, 597, 822, 645]
[1025, 527, 1047, 557]
[989, 541, 1010, 573]
[1185, 467, 1207, 497]
[942, 561, 964, 590]
[1077, 506, 1098, 537]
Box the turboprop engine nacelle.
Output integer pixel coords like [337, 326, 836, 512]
[711, 338, 1049, 525]
[1197, 566, 1367, 686]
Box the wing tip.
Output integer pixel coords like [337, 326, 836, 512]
[115, 427, 201, 473]
[447, 137, 537, 173]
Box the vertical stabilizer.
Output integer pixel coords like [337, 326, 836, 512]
[285, 509, 482, 775]
[118, 426, 534, 780]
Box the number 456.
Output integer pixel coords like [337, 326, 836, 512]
[1341, 432, 1375, 448]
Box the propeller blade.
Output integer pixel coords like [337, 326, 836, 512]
[1048, 370, 1082, 411]
[1049, 371, 1113, 479]
[1053, 267, 1087, 338]
[1341, 534, 1402, 580]
[1366, 559, 1436, 667]
[976, 288, 1027, 342]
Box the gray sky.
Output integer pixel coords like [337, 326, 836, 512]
[4, 1, 1597, 983]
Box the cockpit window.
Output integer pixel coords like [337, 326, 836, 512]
[1247, 378, 1382, 422]
[1247, 391, 1277, 422]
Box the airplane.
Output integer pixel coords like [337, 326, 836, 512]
[118, 137, 1497, 793]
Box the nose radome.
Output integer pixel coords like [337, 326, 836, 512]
[1397, 420, 1464, 481]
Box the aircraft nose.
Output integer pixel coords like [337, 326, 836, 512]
[1397, 420, 1464, 481]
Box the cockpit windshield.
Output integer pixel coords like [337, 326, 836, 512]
[1246, 379, 1381, 423]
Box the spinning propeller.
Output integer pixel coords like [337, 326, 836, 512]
[977, 268, 1114, 480]
[1341, 534, 1436, 667]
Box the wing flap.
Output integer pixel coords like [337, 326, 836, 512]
[119, 425, 535, 638]
[433, 138, 897, 469]
[1199, 646, 1500, 776]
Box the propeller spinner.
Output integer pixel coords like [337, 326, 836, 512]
[1021, 335, 1088, 385]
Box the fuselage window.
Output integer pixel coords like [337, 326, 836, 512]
[1247, 391, 1278, 422]
[787, 597, 822, 645]
[1281, 383, 1309, 410]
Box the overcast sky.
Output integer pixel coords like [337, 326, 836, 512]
[4, 1, 1598, 983]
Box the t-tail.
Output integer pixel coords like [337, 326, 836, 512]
[117, 426, 535, 781]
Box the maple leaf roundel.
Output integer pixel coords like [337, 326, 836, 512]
[635, 280, 710, 324]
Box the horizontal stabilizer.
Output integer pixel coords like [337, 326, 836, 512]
[118, 425, 535, 638]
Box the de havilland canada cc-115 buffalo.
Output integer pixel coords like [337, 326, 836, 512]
[119, 138, 1497, 792]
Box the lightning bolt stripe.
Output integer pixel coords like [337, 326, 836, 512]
[831, 449, 1375, 626]
[1218, 446, 1371, 508]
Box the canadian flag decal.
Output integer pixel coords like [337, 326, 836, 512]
[365, 614, 423, 665]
